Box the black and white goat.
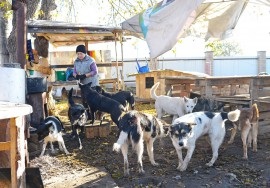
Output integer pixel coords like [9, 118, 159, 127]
[113, 110, 169, 176]
[95, 86, 135, 111]
[36, 116, 70, 157]
[68, 88, 88, 149]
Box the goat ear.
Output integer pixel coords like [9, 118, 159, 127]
[168, 125, 174, 135]
[44, 122, 53, 129]
[187, 122, 196, 130]
[193, 97, 198, 104]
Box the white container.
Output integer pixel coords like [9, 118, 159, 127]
[0, 67, 26, 103]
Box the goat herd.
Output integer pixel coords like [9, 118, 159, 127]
[33, 81, 259, 177]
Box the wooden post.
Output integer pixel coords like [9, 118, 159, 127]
[149, 58, 158, 70]
[85, 41, 89, 52]
[26, 92, 47, 127]
[205, 79, 213, 98]
[205, 51, 213, 76]
[10, 118, 17, 188]
[230, 84, 236, 96]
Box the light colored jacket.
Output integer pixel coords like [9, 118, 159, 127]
[74, 55, 99, 86]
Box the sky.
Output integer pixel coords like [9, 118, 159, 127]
[229, 2, 270, 56]
[51, 1, 270, 58]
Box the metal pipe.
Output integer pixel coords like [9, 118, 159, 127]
[120, 32, 125, 90]
[114, 32, 119, 90]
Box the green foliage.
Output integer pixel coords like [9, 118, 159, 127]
[0, 1, 12, 19]
[205, 40, 242, 56]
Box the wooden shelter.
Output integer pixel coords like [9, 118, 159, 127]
[27, 20, 127, 89]
[27, 20, 124, 47]
[129, 69, 209, 99]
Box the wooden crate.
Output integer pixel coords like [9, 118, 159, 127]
[99, 123, 111, 138]
[85, 125, 99, 138]
[85, 121, 111, 138]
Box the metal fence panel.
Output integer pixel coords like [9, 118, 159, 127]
[112, 56, 269, 81]
[266, 58, 270, 74]
[213, 58, 257, 76]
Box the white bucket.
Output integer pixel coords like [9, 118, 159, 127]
[0, 67, 26, 103]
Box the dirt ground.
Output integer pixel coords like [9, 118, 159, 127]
[29, 123, 270, 188]
[29, 104, 270, 188]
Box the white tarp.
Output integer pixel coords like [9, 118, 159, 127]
[122, 0, 204, 58]
[193, 0, 248, 40]
[122, 0, 250, 58]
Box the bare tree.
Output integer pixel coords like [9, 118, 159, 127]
[6, 0, 56, 64]
[6, 0, 40, 64]
[34, 0, 56, 58]
[0, 2, 10, 65]
[105, 0, 157, 26]
[2, 0, 156, 63]
[53, 0, 157, 26]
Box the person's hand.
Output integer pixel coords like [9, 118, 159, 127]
[80, 74, 87, 80]
[75, 74, 81, 80]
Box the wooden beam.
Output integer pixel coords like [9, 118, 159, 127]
[50, 62, 123, 69]
[36, 33, 115, 37]
[0, 141, 10, 151]
[10, 117, 17, 188]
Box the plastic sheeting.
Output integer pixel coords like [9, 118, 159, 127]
[122, 0, 252, 58]
[122, 0, 204, 58]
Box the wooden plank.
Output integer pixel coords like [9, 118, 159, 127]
[37, 33, 115, 37]
[164, 78, 196, 86]
[51, 78, 119, 86]
[259, 111, 270, 119]
[50, 62, 123, 69]
[10, 118, 17, 188]
[253, 76, 270, 86]
[214, 99, 250, 105]
[0, 141, 10, 151]
[207, 78, 250, 86]
[259, 121, 270, 135]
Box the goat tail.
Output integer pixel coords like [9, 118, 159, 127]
[68, 88, 75, 107]
[113, 131, 128, 152]
[252, 103, 259, 120]
[228, 109, 241, 122]
[251, 103, 259, 121]
[150, 82, 160, 100]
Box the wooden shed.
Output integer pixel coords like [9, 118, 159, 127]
[129, 69, 209, 99]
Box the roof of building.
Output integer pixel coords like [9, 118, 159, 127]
[128, 69, 210, 78]
[27, 20, 127, 47]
